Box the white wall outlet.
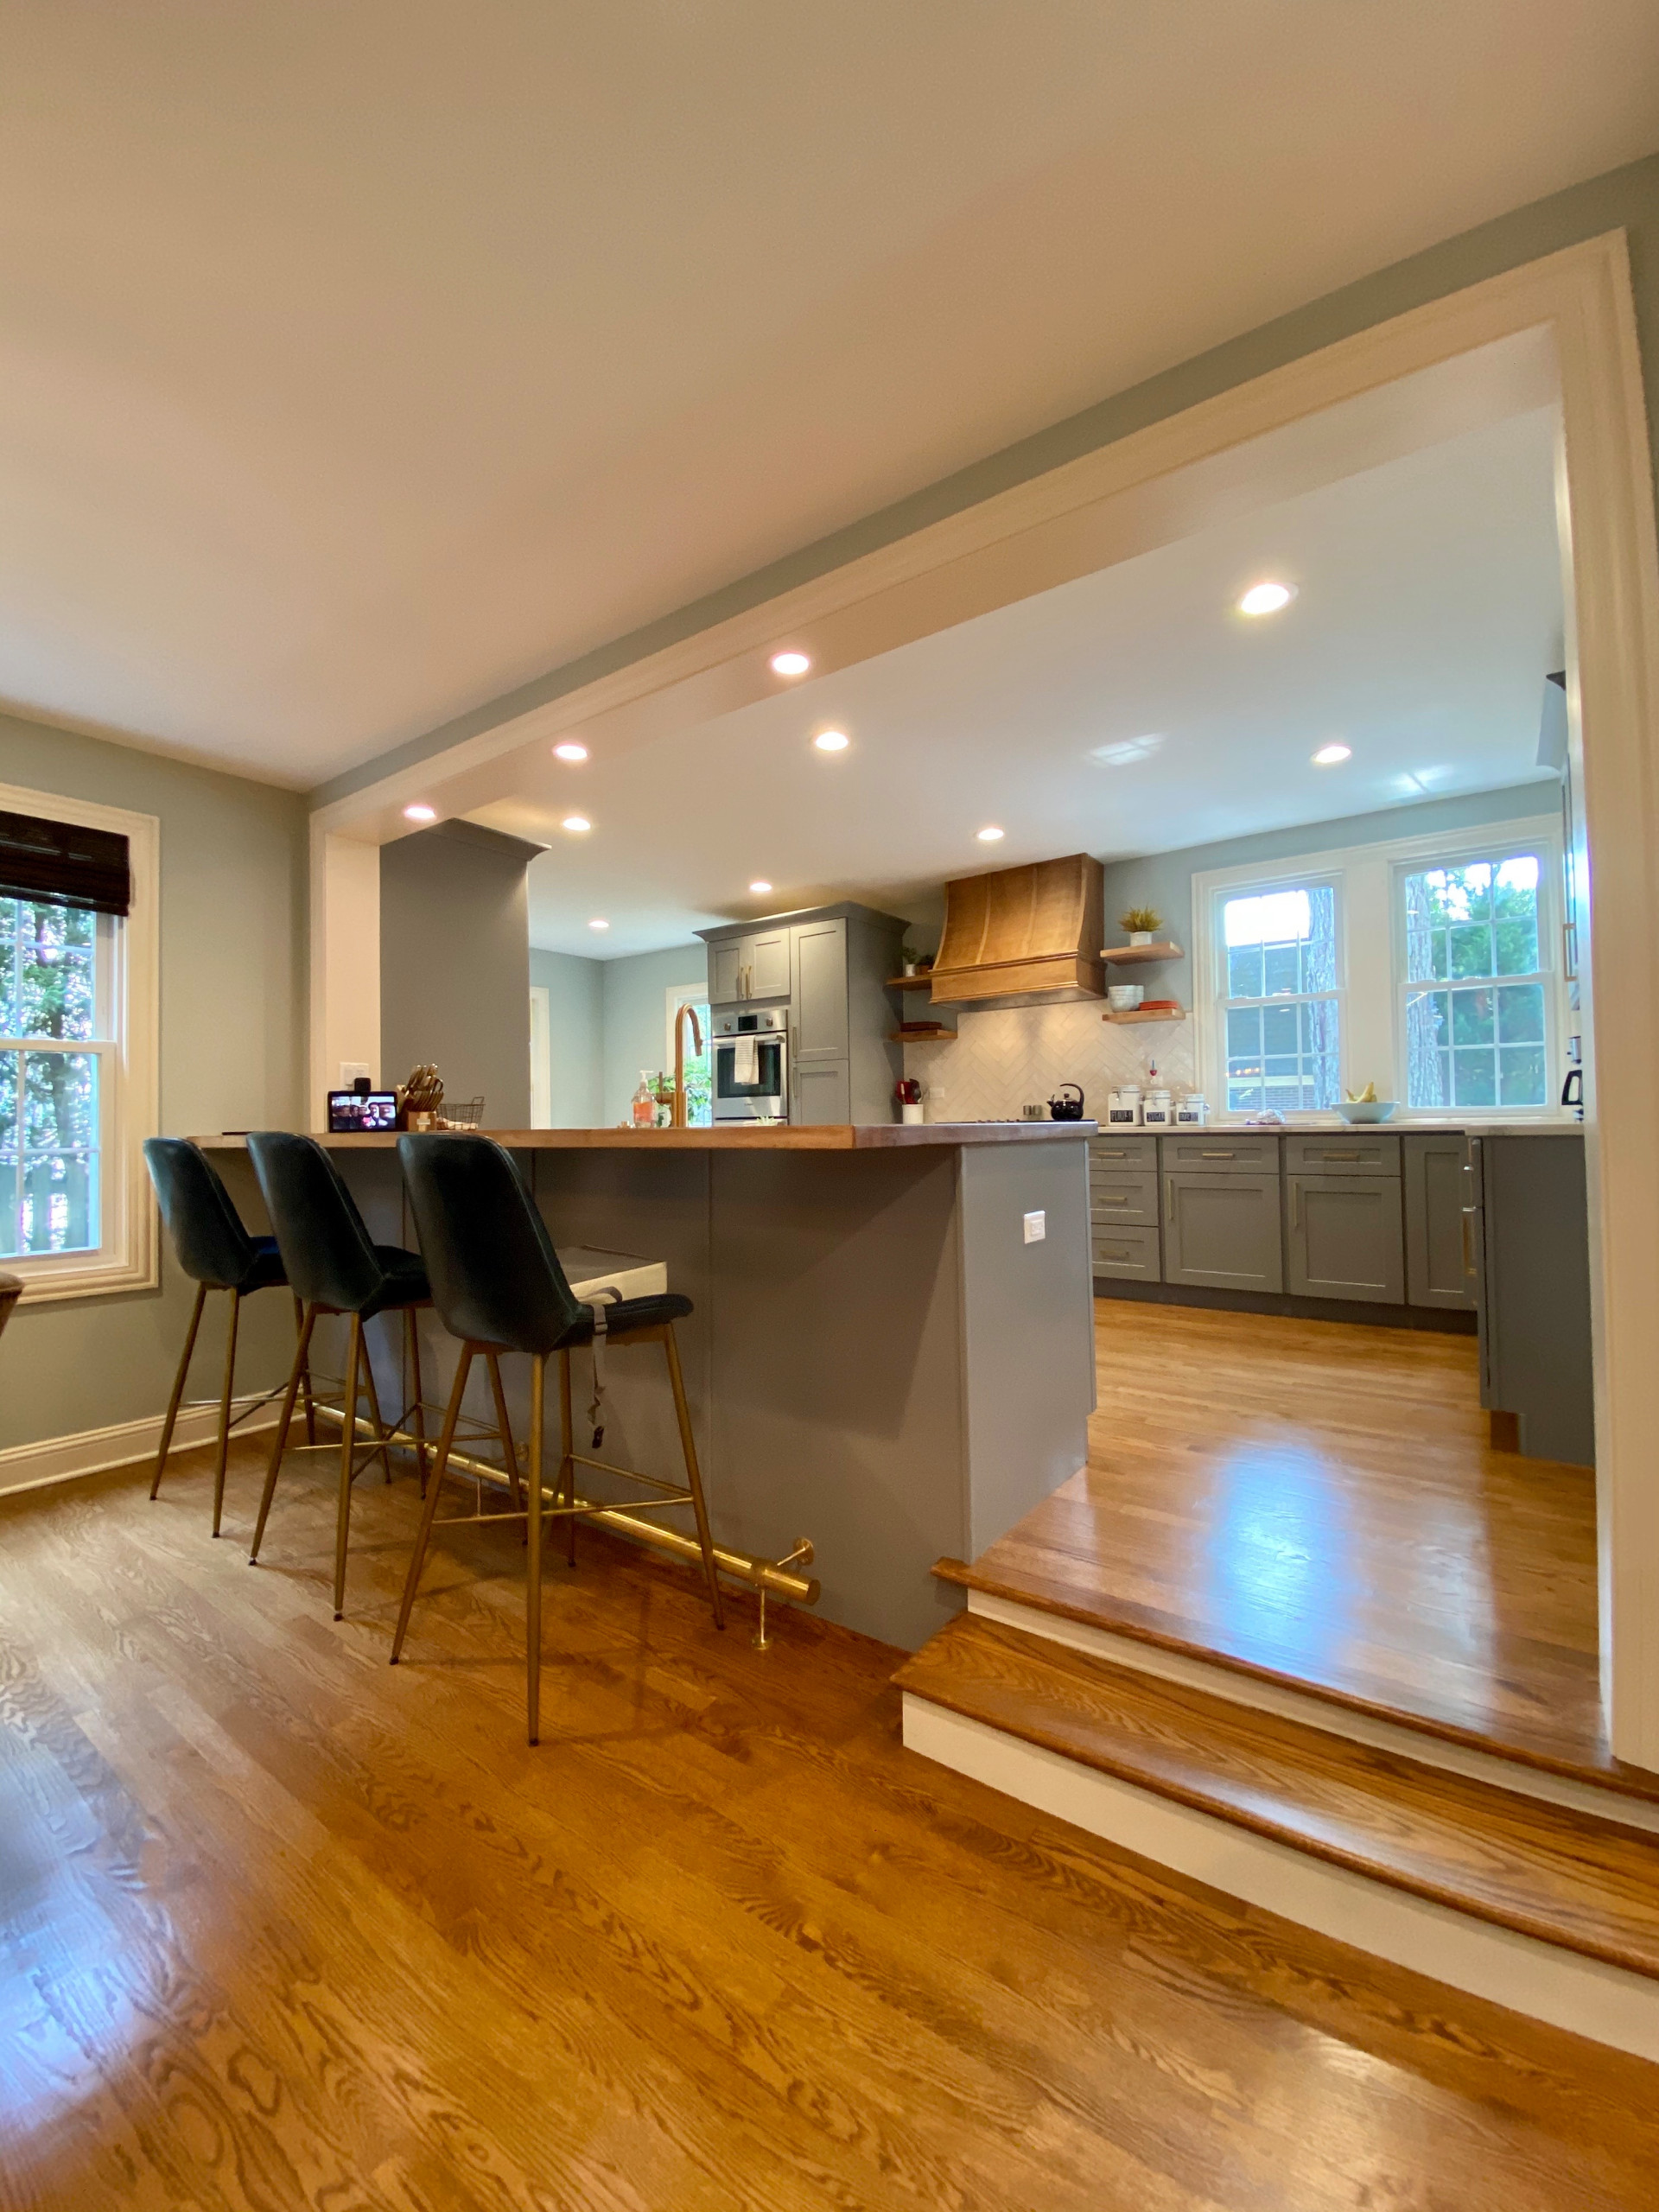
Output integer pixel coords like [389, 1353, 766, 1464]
[1023, 1210, 1046, 1243]
[340, 1061, 373, 1086]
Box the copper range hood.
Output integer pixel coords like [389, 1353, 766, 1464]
[928, 853, 1104, 1007]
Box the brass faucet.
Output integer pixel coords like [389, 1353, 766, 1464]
[671, 1001, 703, 1128]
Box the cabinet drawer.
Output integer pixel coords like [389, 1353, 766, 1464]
[1090, 1172, 1159, 1227]
[1284, 1131, 1401, 1177]
[1160, 1134, 1281, 1176]
[1089, 1133, 1158, 1169]
[1091, 1224, 1161, 1281]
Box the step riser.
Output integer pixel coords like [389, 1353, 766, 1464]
[904, 1692, 1659, 2065]
[966, 1590, 1659, 1834]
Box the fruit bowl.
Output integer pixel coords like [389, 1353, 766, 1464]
[1336, 1099, 1397, 1123]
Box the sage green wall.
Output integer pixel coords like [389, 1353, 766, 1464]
[529, 946, 603, 1126]
[601, 944, 709, 1127]
[0, 712, 308, 1462]
[311, 153, 1659, 813]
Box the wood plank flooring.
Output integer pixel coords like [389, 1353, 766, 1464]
[899, 1613, 1659, 1979]
[2, 1437, 1657, 2209]
[966, 1301, 1621, 1786]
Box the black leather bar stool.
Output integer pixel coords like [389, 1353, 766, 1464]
[143, 1137, 310, 1536]
[245, 1130, 435, 1619]
[391, 1133, 723, 1744]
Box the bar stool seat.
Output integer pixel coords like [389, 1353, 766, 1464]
[391, 1132, 724, 1745]
[143, 1137, 312, 1536]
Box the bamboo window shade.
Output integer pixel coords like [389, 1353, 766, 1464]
[0, 810, 130, 917]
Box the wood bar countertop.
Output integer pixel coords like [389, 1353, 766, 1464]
[194, 1120, 1097, 1151]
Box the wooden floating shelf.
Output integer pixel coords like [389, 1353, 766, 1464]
[890, 1028, 957, 1044]
[1103, 1006, 1185, 1025]
[1100, 941, 1184, 965]
[885, 973, 937, 992]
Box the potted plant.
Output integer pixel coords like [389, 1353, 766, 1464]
[1119, 905, 1163, 948]
[899, 941, 920, 976]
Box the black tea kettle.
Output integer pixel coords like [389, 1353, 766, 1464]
[1047, 1083, 1086, 1122]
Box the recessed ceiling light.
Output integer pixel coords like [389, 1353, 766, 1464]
[553, 741, 588, 762]
[976, 825, 1005, 843]
[1313, 742, 1352, 766]
[403, 803, 437, 823]
[813, 729, 849, 753]
[588, 918, 609, 931]
[770, 650, 811, 677]
[1238, 581, 1297, 618]
[561, 814, 592, 833]
[749, 880, 773, 895]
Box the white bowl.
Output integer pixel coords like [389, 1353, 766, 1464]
[1336, 1099, 1397, 1123]
[1107, 984, 1144, 1011]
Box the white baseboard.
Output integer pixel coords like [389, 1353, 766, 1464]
[902, 1694, 1659, 2064]
[0, 1396, 281, 1500]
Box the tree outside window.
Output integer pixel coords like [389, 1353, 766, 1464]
[0, 899, 104, 1255]
[1402, 856, 1548, 1109]
[1220, 884, 1341, 1114]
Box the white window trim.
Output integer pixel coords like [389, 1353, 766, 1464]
[664, 979, 709, 1066]
[1, 779, 159, 1303]
[1192, 812, 1565, 1123]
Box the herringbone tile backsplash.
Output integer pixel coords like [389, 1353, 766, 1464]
[902, 1001, 1197, 1122]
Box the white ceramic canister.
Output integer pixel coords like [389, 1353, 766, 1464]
[1106, 1084, 1141, 1126]
[1141, 1088, 1173, 1128]
[1174, 1092, 1209, 1126]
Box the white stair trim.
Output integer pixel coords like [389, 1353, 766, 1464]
[966, 1589, 1659, 1834]
[903, 1692, 1659, 2063]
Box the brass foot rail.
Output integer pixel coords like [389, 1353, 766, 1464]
[307, 1401, 820, 1609]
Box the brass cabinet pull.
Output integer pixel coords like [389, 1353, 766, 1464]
[1199, 1149, 1236, 1159]
[1166, 1175, 1175, 1224]
[1319, 1148, 1362, 1160]
[1460, 1203, 1476, 1277]
[1290, 1179, 1300, 1229]
[1097, 1192, 1128, 1205]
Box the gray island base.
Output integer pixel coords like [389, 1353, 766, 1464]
[200, 1124, 1096, 1649]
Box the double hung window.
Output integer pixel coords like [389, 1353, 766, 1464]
[1218, 882, 1341, 1114]
[1399, 854, 1550, 1109]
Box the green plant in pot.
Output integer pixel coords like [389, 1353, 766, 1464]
[1119, 906, 1164, 947]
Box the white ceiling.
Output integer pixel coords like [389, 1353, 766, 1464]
[0, 3, 1650, 785]
[512, 404, 1564, 956]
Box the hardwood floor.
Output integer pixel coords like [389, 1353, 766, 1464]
[963, 1300, 1619, 1785]
[3, 1441, 1657, 2209]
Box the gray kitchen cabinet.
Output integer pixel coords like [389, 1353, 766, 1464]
[1402, 1132, 1476, 1310]
[794, 1058, 851, 1124]
[709, 938, 746, 1004]
[1283, 1131, 1401, 1177]
[1162, 1169, 1284, 1292]
[1090, 1170, 1160, 1228]
[1161, 1133, 1281, 1176]
[711, 929, 791, 1003]
[1284, 1173, 1404, 1303]
[791, 918, 850, 1061]
[1091, 1224, 1161, 1281]
[1471, 1134, 1594, 1464]
[1089, 1134, 1159, 1171]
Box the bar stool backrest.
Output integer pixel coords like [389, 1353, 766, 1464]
[143, 1136, 264, 1289]
[247, 1130, 390, 1314]
[398, 1133, 585, 1356]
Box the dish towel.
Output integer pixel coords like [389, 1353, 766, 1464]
[733, 1036, 760, 1086]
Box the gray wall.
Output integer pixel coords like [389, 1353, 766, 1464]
[1097, 779, 1558, 1014]
[381, 820, 538, 1125]
[600, 942, 708, 1126]
[529, 946, 603, 1126]
[0, 709, 308, 1457]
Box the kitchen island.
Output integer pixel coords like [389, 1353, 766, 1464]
[199, 1122, 1095, 1648]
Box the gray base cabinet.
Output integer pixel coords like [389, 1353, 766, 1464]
[1091, 1224, 1161, 1280]
[1285, 1173, 1404, 1303]
[1403, 1132, 1476, 1309]
[1163, 1171, 1284, 1293]
[794, 1058, 852, 1124]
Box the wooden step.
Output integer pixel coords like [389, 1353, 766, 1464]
[895, 1612, 1659, 1982]
[933, 1553, 1659, 1807]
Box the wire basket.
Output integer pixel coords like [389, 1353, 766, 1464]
[441, 1097, 486, 1129]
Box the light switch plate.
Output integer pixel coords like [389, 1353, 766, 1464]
[1023, 1210, 1046, 1243]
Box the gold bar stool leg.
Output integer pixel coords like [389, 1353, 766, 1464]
[664, 1325, 724, 1630]
[405, 1307, 429, 1495]
[151, 1281, 208, 1501]
[250, 1302, 317, 1564]
[334, 1314, 364, 1619]
[359, 1324, 396, 1486]
[296, 1294, 317, 1446]
[391, 1344, 474, 1664]
[486, 1351, 524, 1510]
[527, 1351, 545, 1745]
[210, 1287, 242, 1538]
[558, 1348, 576, 1568]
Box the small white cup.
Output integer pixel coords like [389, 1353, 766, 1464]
[1107, 984, 1144, 1011]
